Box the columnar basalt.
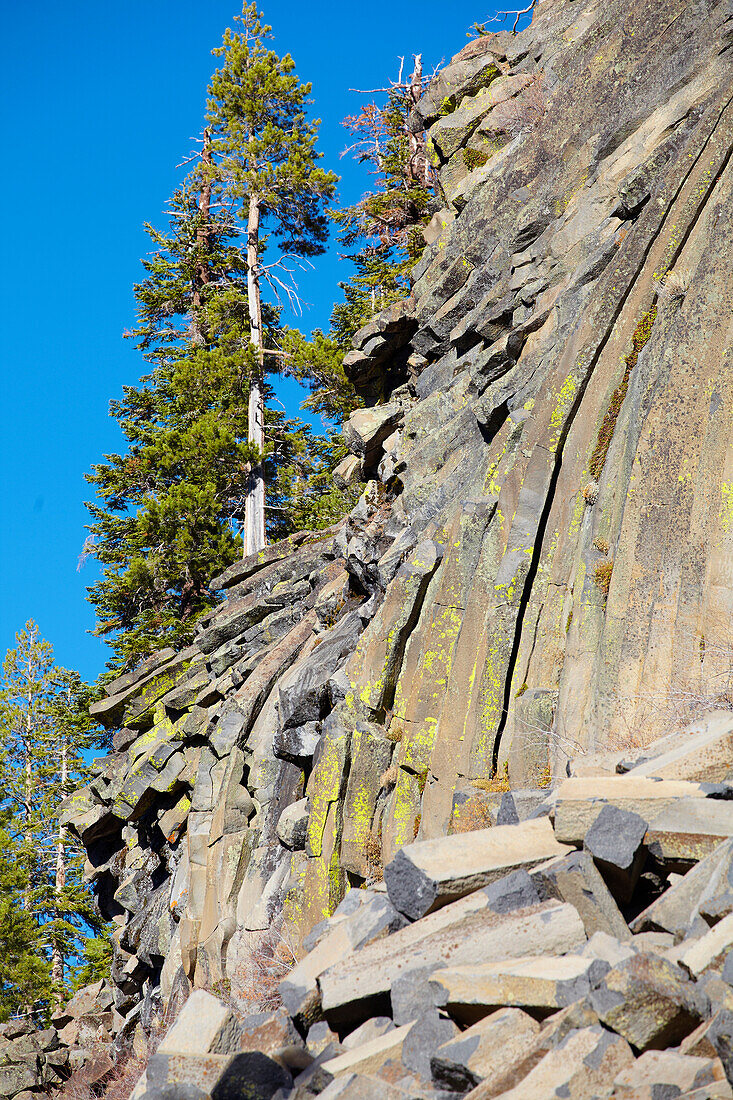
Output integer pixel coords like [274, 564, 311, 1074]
[64, 0, 733, 1053]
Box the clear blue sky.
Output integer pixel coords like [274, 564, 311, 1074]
[0, 0, 497, 683]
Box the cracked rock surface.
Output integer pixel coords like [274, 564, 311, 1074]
[54, 0, 733, 1094]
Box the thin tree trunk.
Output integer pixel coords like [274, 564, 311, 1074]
[51, 736, 68, 1000]
[244, 191, 266, 556]
[192, 129, 212, 346]
[407, 55, 430, 187]
[23, 663, 33, 914]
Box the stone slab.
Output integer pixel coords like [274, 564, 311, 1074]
[384, 817, 571, 919]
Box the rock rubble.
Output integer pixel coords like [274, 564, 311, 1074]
[47, 0, 733, 1095]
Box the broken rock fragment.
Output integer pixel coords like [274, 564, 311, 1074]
[590, 953, 708, 1051]
[384, 816, 571, 919]
[318, 898, 585, 1025]
[430, 1007, 541, 1091]
[430, 955, 609, 1025]
[583, 803, 648, 904]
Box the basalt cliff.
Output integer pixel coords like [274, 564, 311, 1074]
[47, 0, 733, 1095]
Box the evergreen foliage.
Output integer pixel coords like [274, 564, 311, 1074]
[332, 60, 436, 342]
[85, 4, 355, 671]
[204, 2, 339, 554]
[0, 622, 108, 1017]
[284, 58, 437, 425]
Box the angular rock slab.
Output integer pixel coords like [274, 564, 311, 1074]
[280, 892, 405, 1022]
[430, 1007, 541, 1091]
[430, 955, 608, 1025]
[645, 800, 733, 865]
[679, 912, 733, 978]
[467, 1026, 634, 1100]
[583, 804, 648, 904]
[157, 989, 242, 1055]
[552, 778, 716, 845]
[384, 817, 571, 919]
[530, 850, 631, 941]
[611, 1048, 729, 1097]
[625, 711, 733, 783]
[590, 954, 708, 1052]
[632, 838, 733, 936]
[319, 897, 586, 1025]
[320, 1022, 414, 1079]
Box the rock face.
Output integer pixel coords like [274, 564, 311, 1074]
[60, 0, 733, 1092]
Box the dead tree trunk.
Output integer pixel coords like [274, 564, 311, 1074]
[50, 733, 68, 1000]
[407, 55, 431, 187]
[244, 191, 266, 556]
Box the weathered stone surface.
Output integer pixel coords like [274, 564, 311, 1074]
[273, 722, 321, 766]
[321, 1022, 414, 1079]
[384, 818, 571, 919]
[280, 892, 406, 1021]
[342, 1018, 395, 1052]
[342, 404, 402, 468]
[430, 955, 608, 1025]
[530, 851, 631, 941]
[590, 954, 707, 1051]
[624, 712, 733, 783]
[584, 804, 649, 904]
[277, 798, 310, 851]
[611, 1049, 729, 1097]
[466, 1026, 634, 1100]
[679, 914, 733, 979]
[645, 801, 733, 865]
[319, 898, 586, 1024]
[400, 1009, 458, 1081]
[158, 990, 242, 1055]
[140, 1049, 292, 1100]
[632, 839, 733, 937]
[552, 778, 717, 845]
[431, 1007, 541, 1091]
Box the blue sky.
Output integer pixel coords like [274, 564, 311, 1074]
[0, 0, 497, 683]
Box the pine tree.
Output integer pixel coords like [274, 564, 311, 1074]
[0, 815, 50, 1021]
[205, 2, 338, 554]
[86, 5, 343, 670]
[0, 623, 107, 1011]
[284, 58, 436, 427]
[333, 56, 435, 342]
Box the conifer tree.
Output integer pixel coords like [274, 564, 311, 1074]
[285, 58, 436, 428]
[333, 56, 435, 340]
[86, 6, 345, 670]
[205, 2, 338, 554]
[0, 623, 107, 1010]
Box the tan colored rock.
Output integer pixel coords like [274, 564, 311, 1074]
[611, 1049, 728, 1096]
[384, 817, 571, 919]
[632, 839, 733, 936]
[280, 892, 402, 1022]
[430, 1007, 541, 1090]
[457, 1002, 600, 1099]
[679, 913, 733, 977]
[530, 850, 631, 940]
[472, 1025, 634, 1099]
[590, 954, 707, 1051]
[552, 777, 710, 843]
[320, 1023, 414, 1079]
[625, 712, 733, 783]
[342, 1018, 395, 1051]
[430, 955, 606, 1025]
[157, 989, 242, 1055]
[319, 897, 586, 1024]
[645, 801, 733, 864]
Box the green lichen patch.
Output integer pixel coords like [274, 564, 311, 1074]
[588, 305, 657, 479]
[463, 147, 490, 170]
